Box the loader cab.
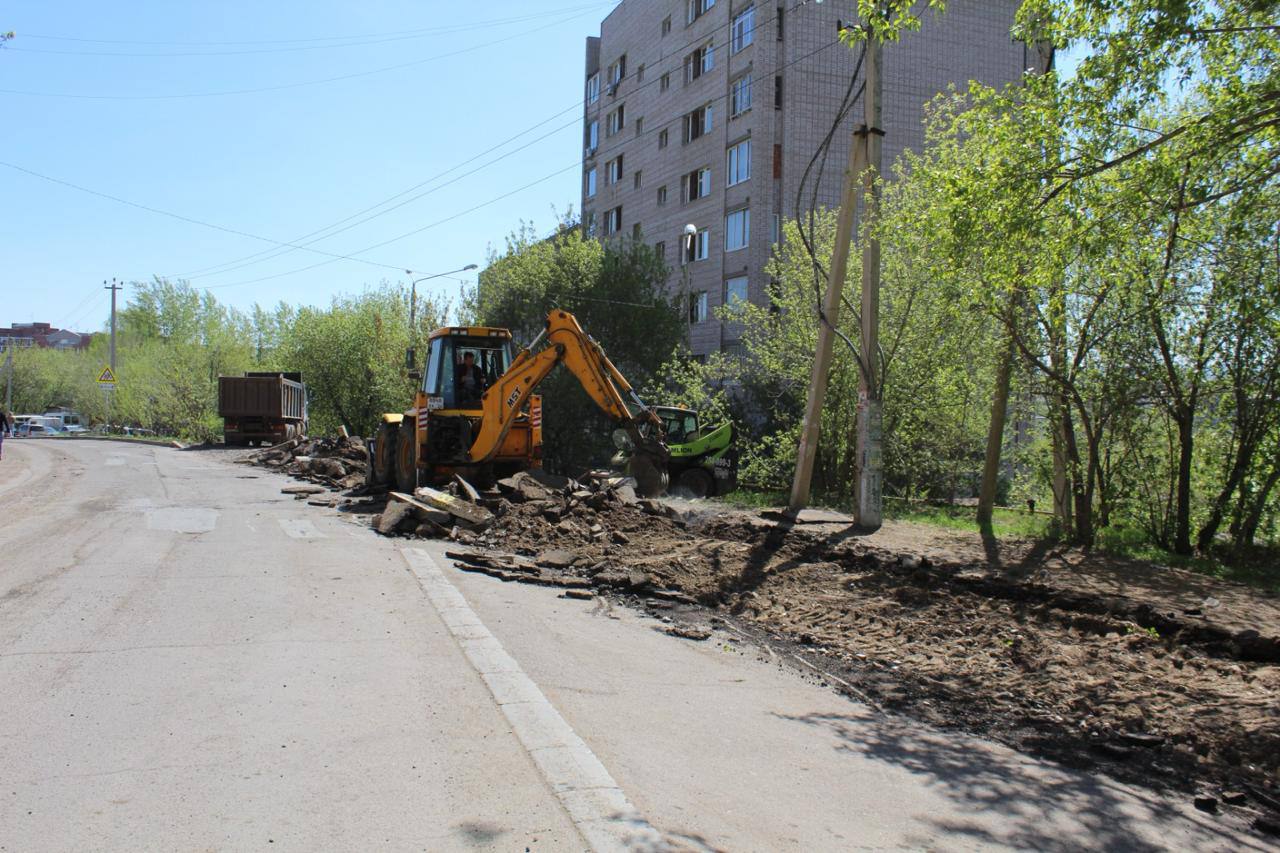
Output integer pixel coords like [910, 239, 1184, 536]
[655, 406, 701, 443]
[422, 327, 515, 410]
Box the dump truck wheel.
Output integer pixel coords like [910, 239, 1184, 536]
[373, 423, 397, 486]
[676, 467, 713, 499]
[395, 422, 418, 493]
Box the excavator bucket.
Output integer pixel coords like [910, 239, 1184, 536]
[630, 448, 669, 497]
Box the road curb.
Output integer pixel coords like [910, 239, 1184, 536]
[56, 435, 185, 449]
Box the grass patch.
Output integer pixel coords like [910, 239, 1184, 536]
[884, 501, 1053, 540]
[1097, 524, 1280, 592]
[715, 489, 1051, 540]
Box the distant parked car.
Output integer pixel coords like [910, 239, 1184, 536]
[64, 425, 88, 434]
[22, 423, 56, 437]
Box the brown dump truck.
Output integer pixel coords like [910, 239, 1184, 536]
[218, 372, 307, 447]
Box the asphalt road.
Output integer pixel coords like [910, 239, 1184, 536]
[0, 439, 1261, 851]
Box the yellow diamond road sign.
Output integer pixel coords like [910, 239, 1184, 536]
[97, 365, 117, 385]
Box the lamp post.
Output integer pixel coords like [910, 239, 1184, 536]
[404, 264, 477, 371]
[681, 224, 697, 341]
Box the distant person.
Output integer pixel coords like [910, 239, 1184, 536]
[455, 351, 487, 404]
[0, 413, 6, 460]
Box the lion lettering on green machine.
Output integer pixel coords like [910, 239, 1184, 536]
[506, 388, 521, 409]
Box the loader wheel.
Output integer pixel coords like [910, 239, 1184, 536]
[395, 421, 418, 493]
[373, 422, 397, 486]
[676, 468, 713, 499]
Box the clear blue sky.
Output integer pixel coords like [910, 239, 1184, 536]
[2, 1, 617, 332]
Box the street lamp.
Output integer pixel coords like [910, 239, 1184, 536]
[406, 263, 478, 329]
[681, 224, 697, 337]
[404, 263, 478, 372]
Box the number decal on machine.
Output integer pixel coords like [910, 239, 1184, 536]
[506, 388, 521, 409]
[426, 396, 444, 411]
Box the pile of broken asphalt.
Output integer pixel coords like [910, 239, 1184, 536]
[254, 449, 1280, 834]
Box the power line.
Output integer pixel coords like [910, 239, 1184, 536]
[0, 161, 415, 273]
[11, 4, 611, 56]
[201, 162, 583, 290]
[17, 5, 608, 47]
[199, 29, 851, 292]
[174, 0, 813, 281]
[176, 108, 584, 280]
[0, 8, 598, 100]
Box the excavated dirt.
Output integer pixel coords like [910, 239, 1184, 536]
[452, 478, 1280, 815]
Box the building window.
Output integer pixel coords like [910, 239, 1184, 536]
[725, 208, 750, 251]
[731, 6, 755, 53]
[604, 206, 622, 235]
[771, 213, 781, 244]
[633, 222, 643, 240]
[657, 185, 668, 206]
[689, 291, 708, 324]
[685, 228, 709, 262]
[687, 0, 716, 26]
[659, 128, 669, 149]
[726, 275, 749, 305]
[654, 240, 666, 259]
[682, 167, 711, 202]
[684, 43, 714, 83]
[637, 64, 645, 82]
[662, 16, 672, 36]
[633, 169, 643, 189]
[606, 155, 624, 185]
[586, 73, 600, 104]
[776, 6, 784, 40]
[607, 55, 627, 89]
[682, 104, 713, 142]
[606, 105, 625, 137]
[661, 72, 671, 92]
[585, 210, 597, 237]
[773, 143, 782, 178]
[635, 116, 644, 136]
[586, 120, 598, 152]
[585, 167, 597, 198]
[727, 138, 751, 185]
[774, 75, 782, 109]
[730, 74, 752, 116]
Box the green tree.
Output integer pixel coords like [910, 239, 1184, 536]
[469, 225, 684, 473]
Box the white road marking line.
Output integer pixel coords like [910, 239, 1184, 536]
[403, 548, 663, 853]
[277, 519, 324, 539]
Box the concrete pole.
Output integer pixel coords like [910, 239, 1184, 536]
[4, 346, 12, 414]
[787, 99, 868, 516]
[854, 34, 884, 530]
[104, 278, 122, 429]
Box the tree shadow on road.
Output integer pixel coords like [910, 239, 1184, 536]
[771, 710, 1265, 852]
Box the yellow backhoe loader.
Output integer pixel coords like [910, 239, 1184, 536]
[369, 309, 670, 496]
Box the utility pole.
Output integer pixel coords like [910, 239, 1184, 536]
[4, 345, 12, 414]
[853, 31, 884, 530]
[104, 278, 122, 428]
[788, 22, 883, 527]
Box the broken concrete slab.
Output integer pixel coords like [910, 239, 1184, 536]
[405, 487, 494, 527]
[375, 502, 414, 535]
[282, 485, 326, 495]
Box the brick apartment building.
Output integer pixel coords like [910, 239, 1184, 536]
[580, 0, 1028, 357]
[0, 322, 95, 352]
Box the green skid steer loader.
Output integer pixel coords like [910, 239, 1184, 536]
[613, 406, 738, 498]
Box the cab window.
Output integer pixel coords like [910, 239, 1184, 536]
[424, 336, 512, 408]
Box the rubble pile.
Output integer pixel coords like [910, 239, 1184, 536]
[244, 436, 369, 490]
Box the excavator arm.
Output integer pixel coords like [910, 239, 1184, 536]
[468, 309, 670, 495]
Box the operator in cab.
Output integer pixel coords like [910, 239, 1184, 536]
[455, 350, 488, 405]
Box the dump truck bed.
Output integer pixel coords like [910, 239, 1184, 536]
[218, 375, 305, 420]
